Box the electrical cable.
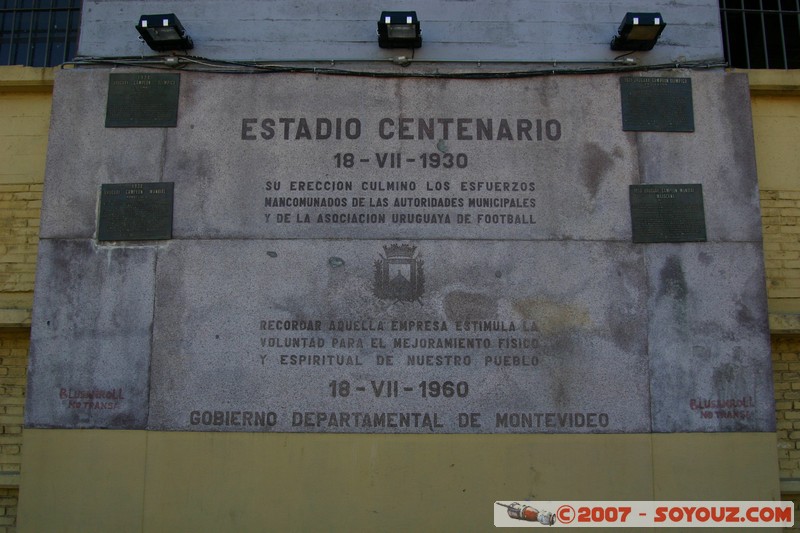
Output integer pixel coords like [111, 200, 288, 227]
[64, 54, 728, 79]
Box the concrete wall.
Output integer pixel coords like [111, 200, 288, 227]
[79, 0, 723, 64]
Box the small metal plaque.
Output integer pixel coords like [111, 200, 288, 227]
[620, 77, 694, 132]
[98, 183, 174, 241]
[630, 184, 706, 243]
[105, 73, 180, 128]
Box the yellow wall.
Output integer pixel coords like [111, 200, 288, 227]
[0, 67, 52, 326]
[17, 430, 781, 533]
[773, 335, 800, 533]
[0, 66, 53, 533]
[750, 71, 800, 319]
[0, 330, 27, 484]
[749, 72, 800, 529]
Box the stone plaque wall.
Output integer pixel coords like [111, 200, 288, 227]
[25, 69, 772, 433]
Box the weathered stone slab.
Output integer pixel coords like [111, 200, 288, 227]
[148, 239, 650, 433]
[647, 243, 773, 432]
[38, 70, 760, 244]
[166, 73, 638, 241]
[25, 240, 155, 428]
[28, 69, 773, 434]
[40, 69, 167, 240]
[634, 74, 761, 243]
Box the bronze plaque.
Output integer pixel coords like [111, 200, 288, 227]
[105, 73, 180, 128]
[630, 184, 706, 243]
[98, 183, 174, 241]
[620, 77, 694, 132]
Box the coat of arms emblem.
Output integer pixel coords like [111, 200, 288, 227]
[373, 244, 425, 304]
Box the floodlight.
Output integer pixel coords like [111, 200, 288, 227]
[610, 12, 666, 51]
[378, 11, 422, 49]
[136, 13, 193, 52]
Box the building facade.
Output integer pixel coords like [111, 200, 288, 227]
[0, 1, 798, 531]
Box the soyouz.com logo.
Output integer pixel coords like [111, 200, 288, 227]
[493, 501, 794, 528]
